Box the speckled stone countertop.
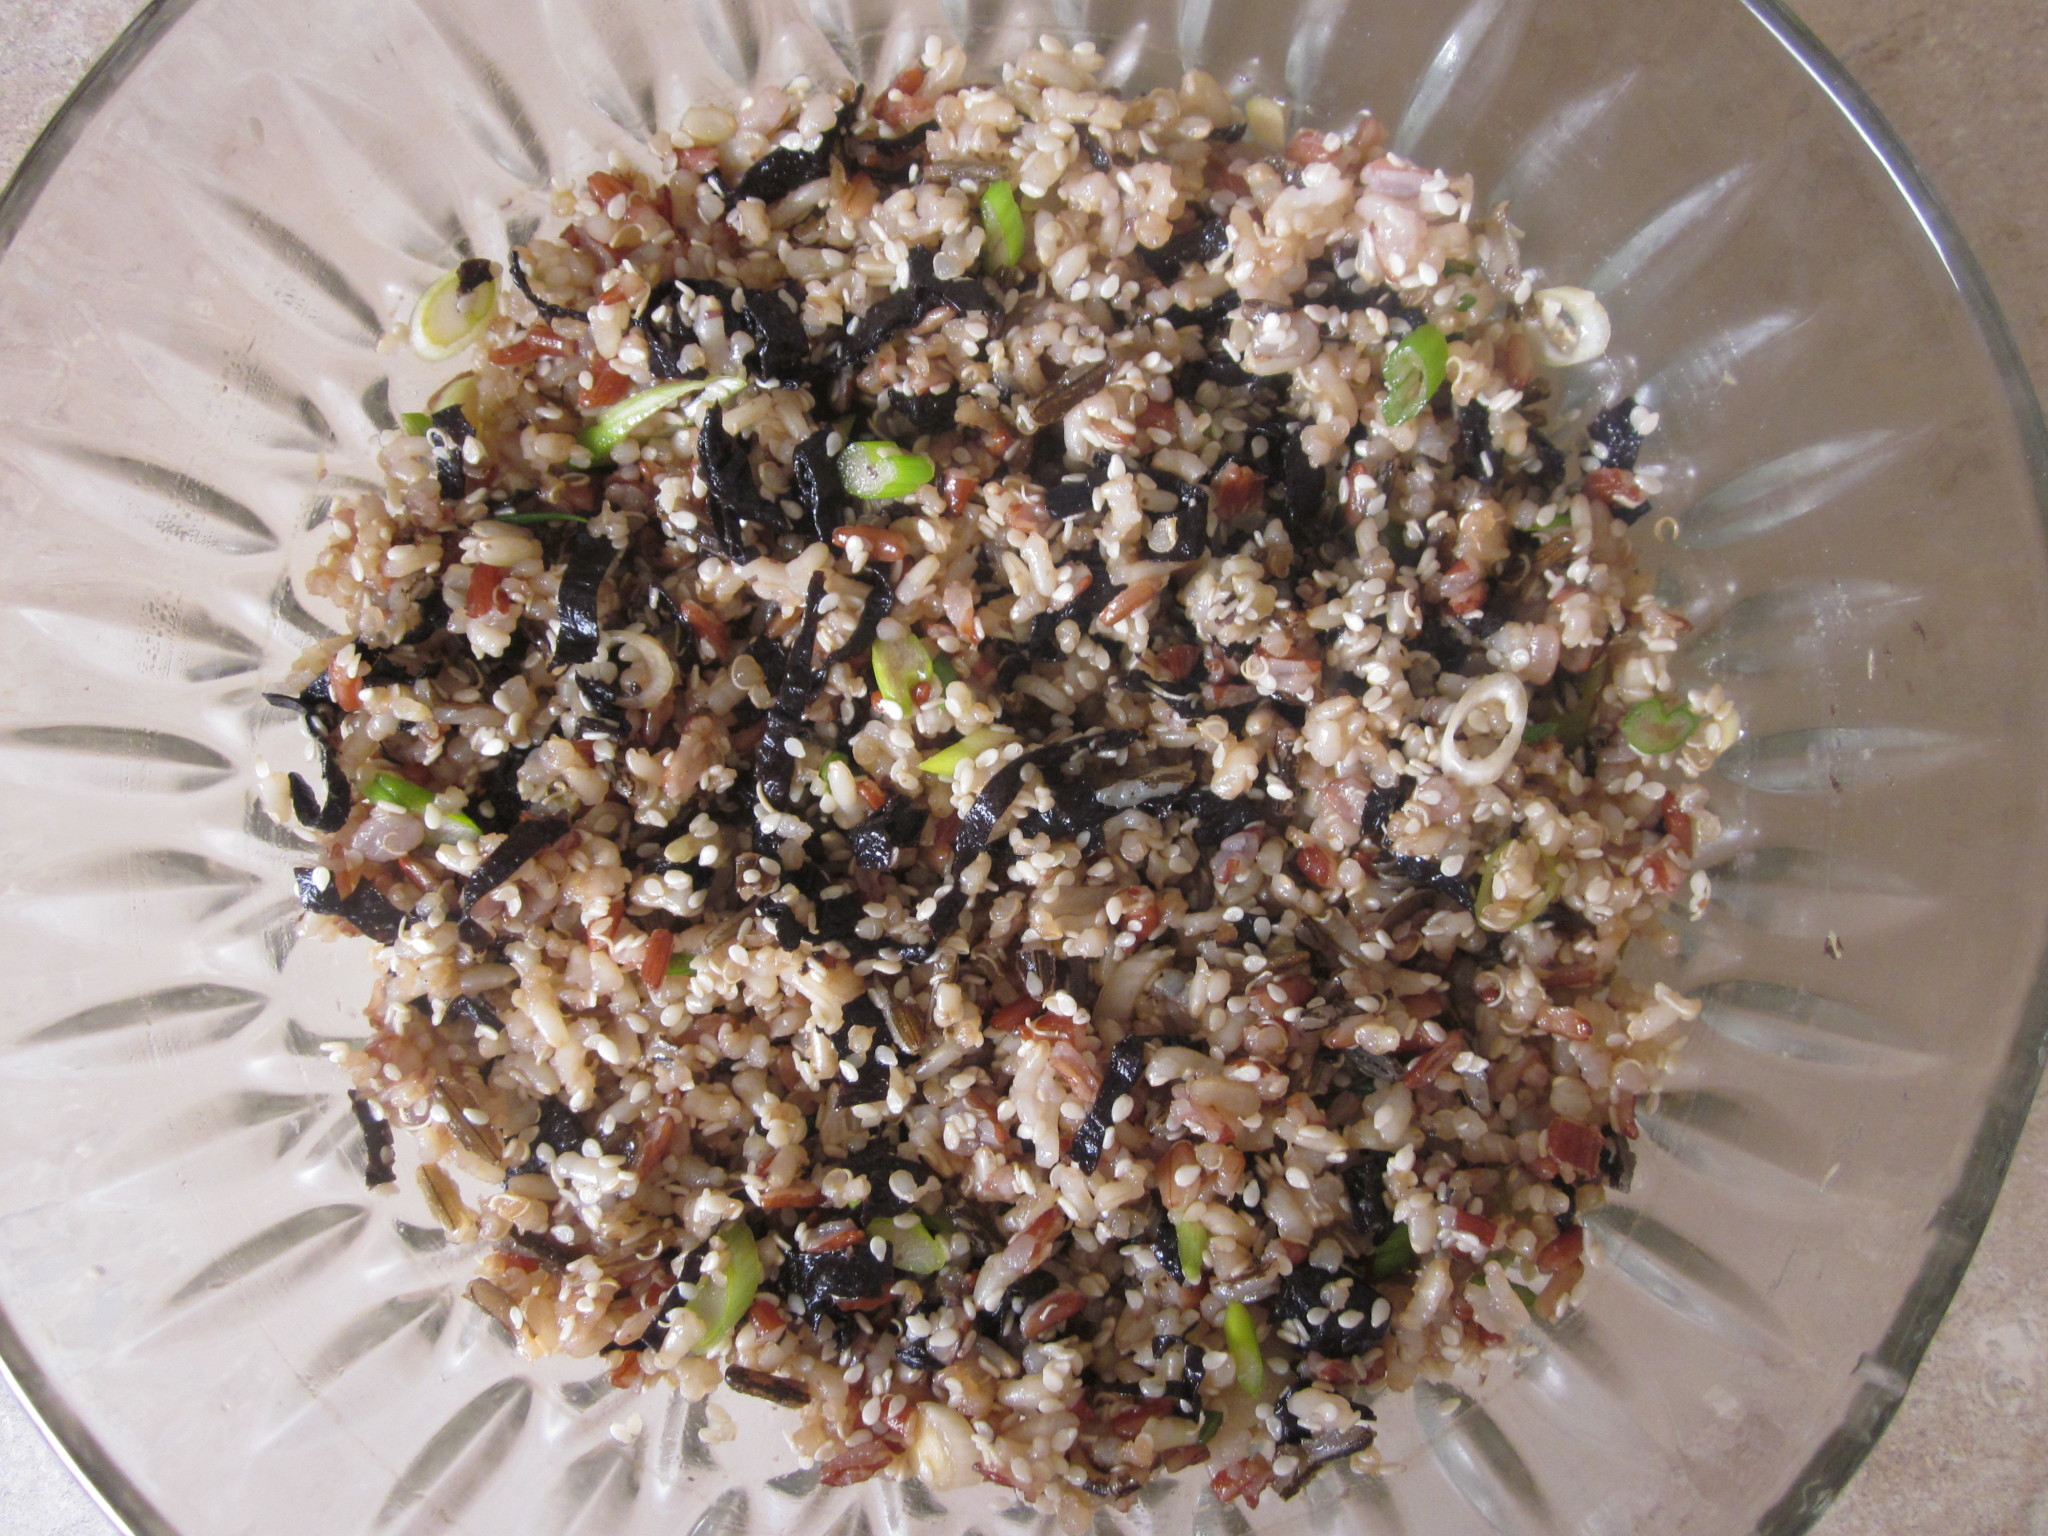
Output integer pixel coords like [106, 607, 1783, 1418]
[3, 3, 2046, 1532]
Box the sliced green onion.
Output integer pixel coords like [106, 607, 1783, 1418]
[1371, 1223, 1415, 1280]
[1542, 657, 1608, 752]
[577, 378, 725, 459]
[917, 726, 1010, 779]
[1380, 323, 1450, 427]
[931, 652, 959, 688]
[426, 371, 479, 419]
[1443, 259, 1477, 277]
[399, 411, 433, 437]
[1224, 1300, 1264, 1396]
[980, 180, 1026, 269]
[839, 440, 936, 500]
[1522, 720, 1561, 744]
[685, 1220, 761, 1354]
[363, 771, 433, 812]
[436, 808, 482, 839]
[867, 1214, 947, 1275]
[1511, 1282, 1540, 1310]
[1175, 1220, 1209, 1282]
[872, 634, 935, 716]
[1198, 1409, 1224, 1444]
[409, 260, 499, 361]
[1456, 294, 1478, 312]
[1622, 697, 1701, 756]
[667, 954, 696, 978]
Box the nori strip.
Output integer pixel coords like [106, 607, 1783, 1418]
[1341, 1152, 1394, 1248]
[1272, 1264, 1384, 1356]
[1145, 467, 1210, 562]
[1074, 123, 1113, 171]
[428, 404, 473, 501]
[294, 867, 405, 943]
[637, 278, 697, 381]
[1151, 1210, 1186, 1282]
[1163, 292, 1240, 332]
[844, 1142, 932, 1217]
[885, 386, 961, 434]
[533, 1094, 585, 1154]
[1336, 282, 1429, 329]
[843, 119, 935, 184]
[1360, 780, 1410, 844]
[783, 1243, 890, 1318]
[507, 247, 585, 323]
[733, 94, 859, 204]
[1278, 426, 1326, 548]
[791, 427, 850, 544]
[1208, 121, 1247, 143]
[1455, 398, 1496, 485]
[1384, 851, 1477, 910]
[842, 245, 1000, 370]
[909, 729, 1136, 957]
[724, 1365, 811, 1407]
[1178, 789, 1266, 844]
[1139, 215, 1228, 280]
[552, 527, 615, 665]
[850, 793, 928, 870]
[1022, 549, 1120, 659]
[349, 1089, 397, 1187]
[458, 816, 571, 911]
[754, 572, 829, 811]
[449, 994, 504, 1035]
[1526, 428, 1567, 496]
[823, 574, 893, 666]
[1588, 396, 1642, 470]
[285, 735, 350, 833]
[698, 407, 781, 551]
[1070, 1035, 1145, 1172]
[738, 284, 810, 381]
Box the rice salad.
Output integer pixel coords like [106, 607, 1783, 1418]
[264, 37, 1738, 1524]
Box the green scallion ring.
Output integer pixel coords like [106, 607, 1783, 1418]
[839, 440, 937, 500]
[980, 180, 1026, 269]
[1621, 697, 1701, 756]
[1380, 322, 1450, 427]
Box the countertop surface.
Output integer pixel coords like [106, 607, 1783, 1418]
[3, 2, 2047, 1533]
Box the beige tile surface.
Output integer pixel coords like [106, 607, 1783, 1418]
[1, 3, 2045, 1533]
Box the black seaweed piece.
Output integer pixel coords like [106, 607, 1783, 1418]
[1384, 851, 1477, 911]
[533, 1095, 586, 1155]
[1120, 671, 1204, 720]
[398, 583, 451, 647]
[1455, 398, 1497, 485]
[783, 1244, 890, 1319]
[1409, 612, 1473, 671]
[698, 407, 782, 538]
[755, 572, 830, 812]
[814, 890, 865, 943]
[1345, 1046, 1404, 1085]
[470, 740, 534, 836]
[843, 245, 1002, 371]
[1044, 474, 1097, 519]
[1151, 1210, 1185, 1283]
[637, 278, 698, 381]
[1526, 427, 1567, 497]
[791, 428, 850, 544]
[1028, 427, 1068, 483]
[1162, 292, 1240, 333]
[1275, 1424, 1376, 1502]
[908, 729, 1137, 958]
[455, 257, 494, 295]
[1178, 789, 1266, 844]
[1070, 1035, 1146, 1173]
[1209, 121, 1248, 143]
[1140, 215, 1229, 281]
[738, 284, 810, 381]
[734, 95, 859, 204]
[552, 527, 615, 666]
[843, 120, 935, 184]
[1278, 428, 1325, 549]
[1272, 1263, 1386, 1356]
[850, 794, 928, 870]
[755, 899, 804, 951]
[840, 1047, 892, 1106]
[725, 1365, 811, 1407]
[1018, 766, 1114, 845]
[1145, 467, 1210, 562]
[1023, 548, 1120, 660]
[894, 1337, 940, 1374]
[886, 386, 961, 435]
[1588, 396, 1643, 470]
[459, 817, 571, 912]
[1341, 1152, 1394, 1248]
[1074, 123, 1113, 171]
[427, 403, 472, 502]
[450, 995, 504, 1035]
[1177, 351, 1262, 391]
[349, 1090, 397, 1187]
[571, 668, 628, 740]
[507, 248, 585, 323]
[1610, 494, 1656, 528]
[281, 725, 350, 834]
[294, 867, 405, 943]
[843, 1143, 932, 1218]
[1601, 1132, 1636, 1192]
[823, 574, 894, 667]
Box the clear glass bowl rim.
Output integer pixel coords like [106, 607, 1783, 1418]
[2, 3, 2046, 1534]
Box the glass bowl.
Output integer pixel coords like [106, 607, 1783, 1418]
[2, 1, 2044, 1533]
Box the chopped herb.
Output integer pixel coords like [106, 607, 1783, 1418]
[1443, 258, 1477, 276]
[1224, 1300, 1264, 1396]
[489, 508, 588, 526]
[1371, 1223, 1415, 1280]
[1456, 293, 1478, 311]
[839, 440, 936, 500]
[685, 1220, 762, 1353]
[1198, 1409, 1224, 1444]
[1381, 323, 1449, 427]
[980, 179, 1026, 268]
[577, 376, 741, 459]
[917, 726, 1010, 780]
[1622, 697, 1701, 756]
[666, 954, 696, 977]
